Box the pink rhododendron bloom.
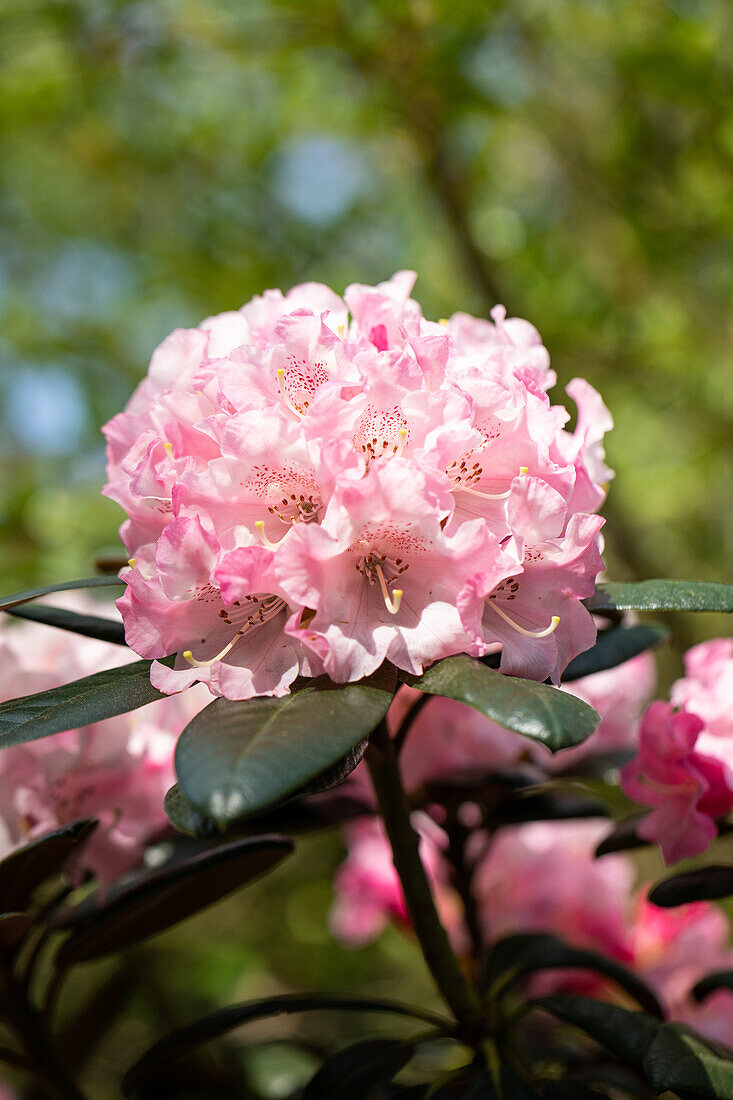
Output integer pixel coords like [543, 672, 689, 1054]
[329, 814, 466, 951]
[621, 640, 733, 864]
[104, 272, 611, 699]
[0, 600, 208, 886]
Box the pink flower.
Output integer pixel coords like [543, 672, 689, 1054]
[329, 815, 465, 950]
[621, 641, 733, 864]
[0, 599, 208, 887]
[105, 272, 611, 699]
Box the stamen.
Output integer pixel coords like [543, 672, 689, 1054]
[374, 561, 403, 615]
[460, 485, 511, 501]
[127, 558, 136, 569]
[395, 428, 408, 458]
[183, 629, 246, 668]
[439, 318, 449, 326]
[490, 602, 560, 639]
[255, 520, 284, 550]
[276, 368, 302, 418]
[163, 441, 173, 458]
[519, 466, 529, 476]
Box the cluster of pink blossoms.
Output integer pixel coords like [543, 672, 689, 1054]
[104, 272, 611, 699]
[330, 653, 733, 1042]
[622, 638, 733, 864]
[0, 601, 207, 886]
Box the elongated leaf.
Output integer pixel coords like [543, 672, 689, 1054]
[483, 933, 662, 1017]
[175, 672, 395, 825]
[585, 580, 733, 614]
[122, 993, 450, 1095]
[0, 820, 96, 912]
[483, 788, 609, 828]
[643, 1022, 733, 1098]
[405, 656, 600, 752]
[0, 660, 168, 749]
[649, 866, 733, 907]
[533, 994, 661, 1071]
[0, 576, 124, 612]
[694, 971, 733, 1005]
[303, 1038, 415, 1100]
[6, 603, 127, 646]
[561, 623, 669, 682]
[694, 971, 733, 1004]
[54, 834, 293, 966]
[164, 784, 219, 838]
[0, 912, 33, 951]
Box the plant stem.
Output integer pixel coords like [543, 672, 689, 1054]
[1, 959, 87, 1100]
[365, 721, 483, 1035]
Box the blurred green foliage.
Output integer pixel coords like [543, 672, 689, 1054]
[1, 0, 732, 1093]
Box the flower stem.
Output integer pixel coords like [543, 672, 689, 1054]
[1, 958, 88, 1100]
[365, 720, 483, 1035]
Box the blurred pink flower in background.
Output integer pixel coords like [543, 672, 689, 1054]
[621, 639, 733, 863]
[0, 599, 209, 887]
[105, 272, 611, 699]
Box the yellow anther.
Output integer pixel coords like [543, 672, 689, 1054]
[519, 466, 529, 476]
[163, 441, 173, 458]
[183, 649, 193, 661]
[439, 318, 449, 326]
[127, 558, 136, 569]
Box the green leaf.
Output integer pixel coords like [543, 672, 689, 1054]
[594, 814, 649, 857]
[163, 784, 219, 839]
[0, 660, 168, 749]
[483, 933, 662, 1017]
[643, 1022, 733, 1099]
[122, 993, 451, 1096]
[693, 971, 733, 1004]
[405, 656, 600, 752]
[0, 819, 96, 912]
[303, 1038, 415, 1100]
[175, 671, 395, 825]
[649, 866, 733, 907]
[533, 994, 661, 1071]
[54, 833, 293, 966]
[483, 788, 609, 828]
[5, 603, 127, 645]
[0, 576, 124, 612]
[0, 912, 33, 951]
[585, 580, 733, 614]
[561, 623, 669, 681]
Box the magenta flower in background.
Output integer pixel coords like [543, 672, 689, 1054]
[104, 272, 611, 699]
[621, 639, 733, 864]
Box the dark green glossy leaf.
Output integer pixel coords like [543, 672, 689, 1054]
[0, 576, 124, 612]
[5, 603, 127, 646]
[585, 580, 733, 614]
[643, 1022, 733, 1098]
[175, 671, 395, 825]
[463, 1068, 540, 1098]
[484, 788, 609, 828]
[649, 866, 733, 907]
[533, 994, 661, 1071]
[0, 660, 168, 749]
[0, 819, 96, 912]
[54, 833, 293, 965]
[291, 738, 369, 798]
[561, 623, 669, 681]
[594, 814, 649, 857]
[122, 992, 450, 1096]
[163, 784, 219, 839]
[405, 656, 600, 752]
[694, 971, 733, 1004]
[0, 912, 33, 951]
[303, 1038, 414, 1099]
[483, 933, 662, 1017]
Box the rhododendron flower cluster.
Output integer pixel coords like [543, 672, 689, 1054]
[622, 638, 733, 864]
[103, 272, 611, 699]
[0, 601, 207, 886]
[331, 816, 733, 1043]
